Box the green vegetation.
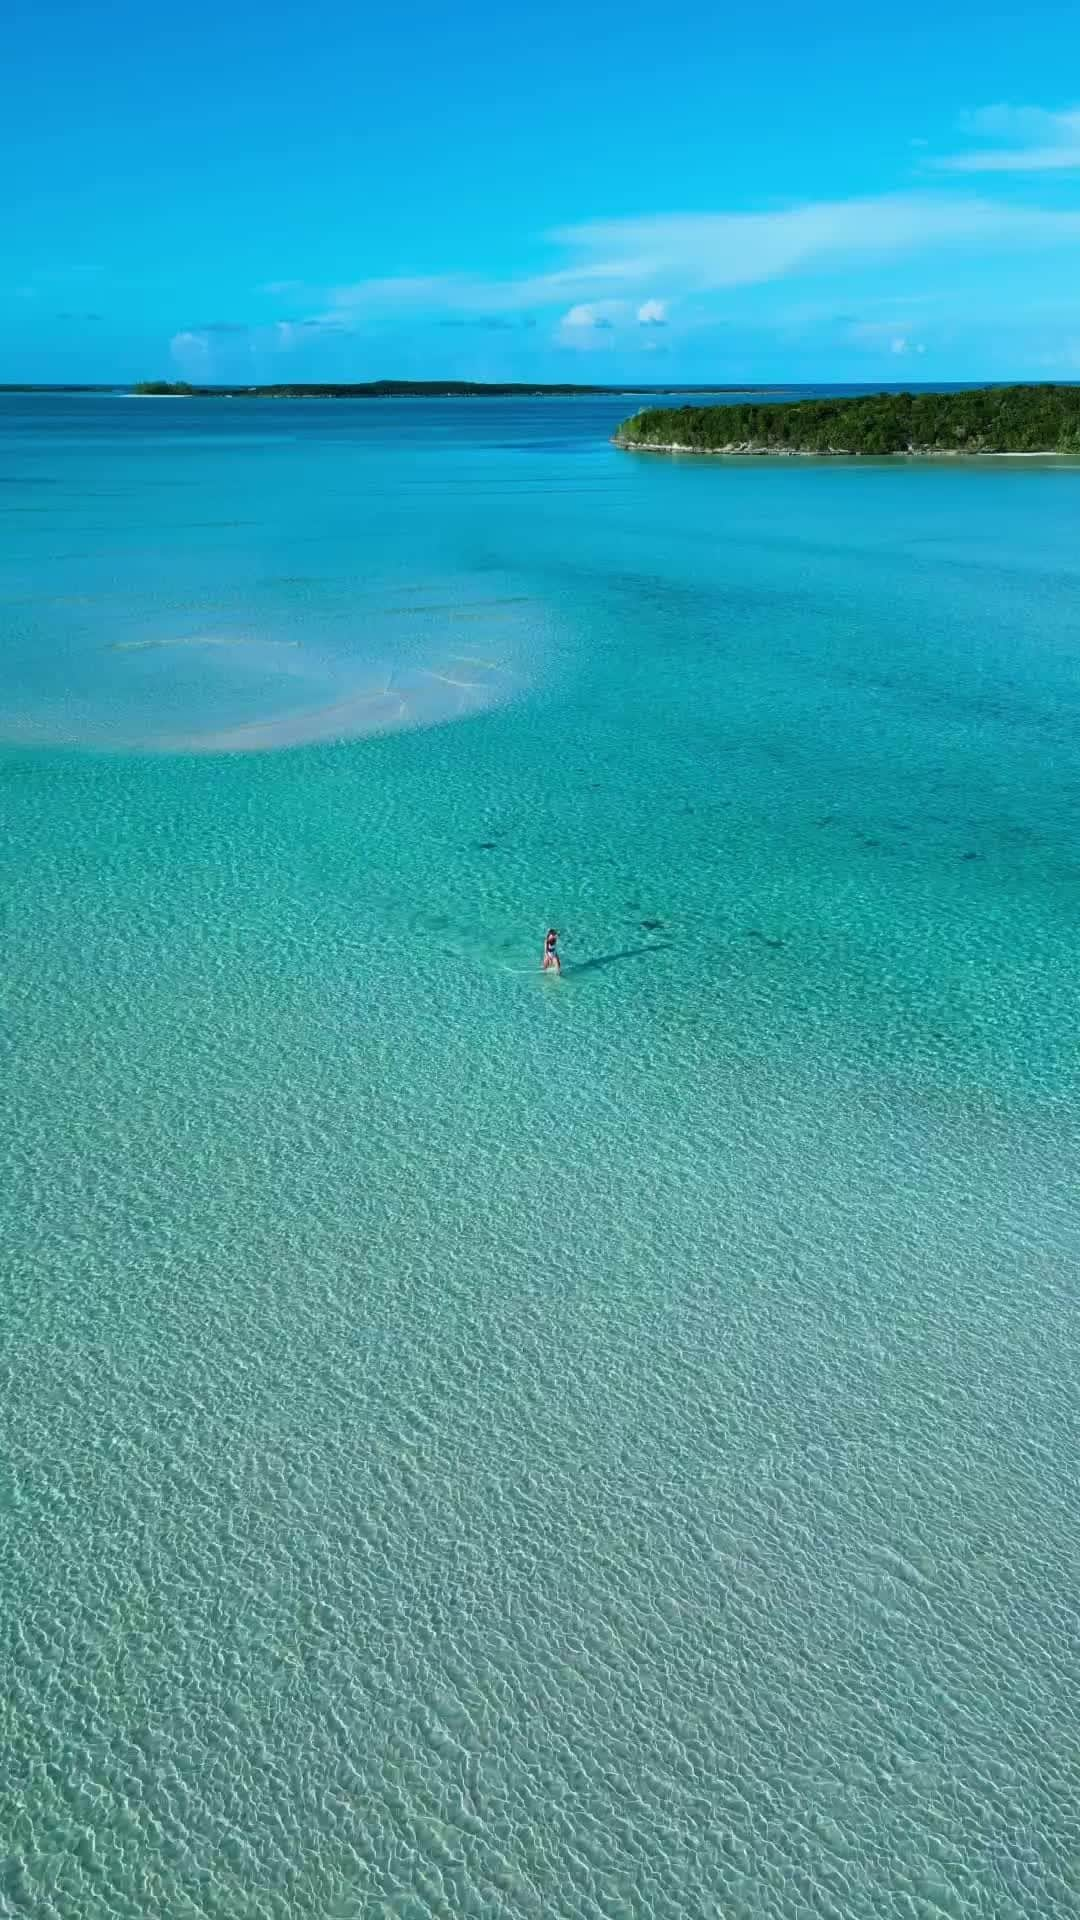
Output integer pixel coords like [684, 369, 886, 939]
[134, 380, 196, 395]
[615, 385, 1080, 456]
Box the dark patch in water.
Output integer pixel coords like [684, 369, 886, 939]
[817, 814, 839, 828]
[476, 841, 498, 851]
[641, 918, 665, 931]
[746, 929, 784, 950]
[961, 850, 979, 861]
[568, 943, 673, 977]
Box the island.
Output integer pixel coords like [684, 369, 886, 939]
[614, 385, 1080, 457]
[0, 383, 126, 393]
[130, 379, 784, 400]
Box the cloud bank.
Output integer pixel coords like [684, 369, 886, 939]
[174, 115, 1080, 374]
[935, 105, 1080, 173]
[308, 192, 1080, 339]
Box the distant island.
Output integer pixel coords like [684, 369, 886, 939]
[615, 385, 1080, 457]
[0, 383, 125, 394]
[131, 379, 785, 400]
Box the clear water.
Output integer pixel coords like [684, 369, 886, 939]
[3, 394, 1080, 1920]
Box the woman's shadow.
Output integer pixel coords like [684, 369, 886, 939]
[565, 942, 673, 976]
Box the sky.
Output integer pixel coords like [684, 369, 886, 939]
[6, 0, 1080, 383]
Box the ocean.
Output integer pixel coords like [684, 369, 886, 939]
[3, 391, 1079, 1919]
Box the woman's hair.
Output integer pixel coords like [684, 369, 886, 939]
[546, 927, 557, 940]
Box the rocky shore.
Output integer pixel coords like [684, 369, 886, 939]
[613, 437, 1066, 459]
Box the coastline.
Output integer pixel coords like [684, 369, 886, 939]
[613, 437, 1071, 459]
[126, 381, 790, 401]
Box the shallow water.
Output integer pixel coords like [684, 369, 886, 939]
[3, 394, 1080, 1920]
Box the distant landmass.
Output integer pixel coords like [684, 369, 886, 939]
[615, 386, 1080, 456]
[130, 379, 785, 399]
[0, 384, 125, 393]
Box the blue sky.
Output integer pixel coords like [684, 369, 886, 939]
[6, 0, 1080, 382]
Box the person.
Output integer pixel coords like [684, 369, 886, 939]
[542, 927, 561, 973]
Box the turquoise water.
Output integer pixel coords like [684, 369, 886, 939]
[3, 394, 1080, 1920]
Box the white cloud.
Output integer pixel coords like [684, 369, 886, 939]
[555, 300, 629, 349]
[223, 188, 1080, 372]
[562, 302, 614, 328]
[555, 196, 1080, 294]
[557, 297, 677, 342]
[847, 320, 928, 357]
[935, 104, 1080, 172]
[322, 194, 1080, 334]
[170, 329, 211, 365]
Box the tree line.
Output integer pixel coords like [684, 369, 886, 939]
[616, 386, 1080, 455]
